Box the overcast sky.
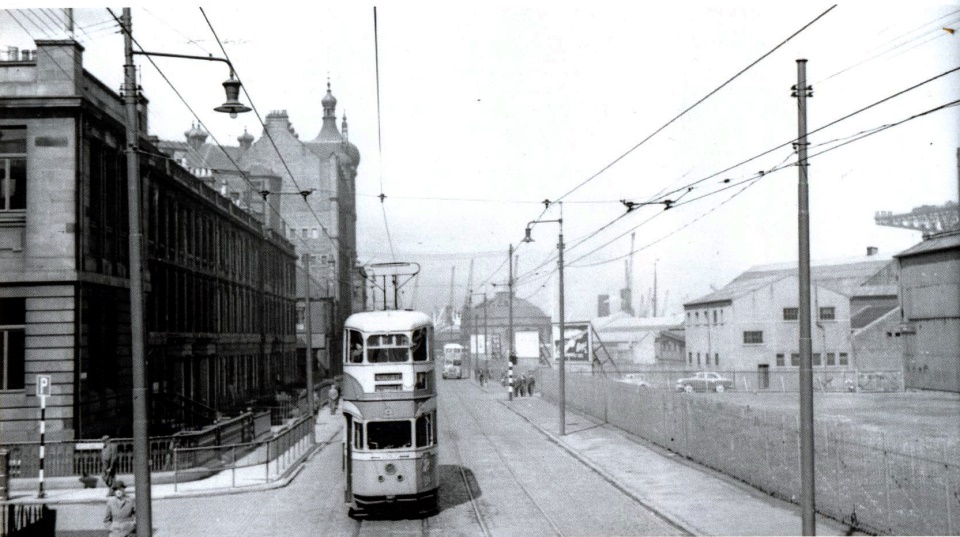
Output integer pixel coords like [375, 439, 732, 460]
[3, 2, 959, 321]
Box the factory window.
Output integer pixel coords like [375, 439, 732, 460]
[838, 352, 849, 366]
[791, 353, 800, 366]
[813, 353, 821, 366]
[0, 127, 27, 211]
[776, 353, 785, 367]
[826, 352, 836, 366]
[819, 307, 835, 321]
[783, 307, 798, 321]
[743, 331, 763, 344]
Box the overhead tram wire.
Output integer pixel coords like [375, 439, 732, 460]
[141, 6, 215, 56]
[372, 6, 396, 261]
[815, 9, 960, 85]
[105, 8, 357, 290]
[653, 63, 960, 203]
[509, 5, 837, 284]
[550, 4, 837, 205]
[16, 9, 55, 38]
[197, 7, 343, 254]
[554, 96, 960, 272]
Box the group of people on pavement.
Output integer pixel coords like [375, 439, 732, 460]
[513, 373, 536, 397]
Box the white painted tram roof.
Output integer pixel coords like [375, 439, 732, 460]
[344, 310, 433, 332]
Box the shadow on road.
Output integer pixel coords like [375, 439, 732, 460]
[438, 464, 481, 512]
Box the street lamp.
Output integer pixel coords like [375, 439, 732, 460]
[119, 9, 251, 536]
[522, 203, 565, 435]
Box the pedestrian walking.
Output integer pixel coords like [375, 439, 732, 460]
[104, 479, 136, 537]
[328, 383, 340, 414]
[526, 373, 536, 396]
[518, 374, 527, 397]
[100, 435, 118, 493]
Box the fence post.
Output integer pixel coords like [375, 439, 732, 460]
[231, 446, 236, 488]
[944, 444, 952, 536]
[266, 438, 271, 483]
[0, 449, 8, 502]
[173, 449, 178, 492]
[882, 432, 892, 532]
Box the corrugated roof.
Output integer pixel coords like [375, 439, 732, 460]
[895, 230, 960, 258]
[686, 257, 895, 306]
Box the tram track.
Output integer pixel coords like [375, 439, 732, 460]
[447, 382, 566, 537]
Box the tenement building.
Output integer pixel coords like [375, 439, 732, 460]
[0, 39, 297, 441]
[158, 83, 362, 380]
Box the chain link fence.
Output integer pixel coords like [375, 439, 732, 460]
[540, 369, 959, 535]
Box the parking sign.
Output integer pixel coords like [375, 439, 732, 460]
[35, 375, 51, 397]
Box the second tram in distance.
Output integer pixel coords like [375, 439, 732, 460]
[441, 343, 464, 379]
[340, 310, 439, 516]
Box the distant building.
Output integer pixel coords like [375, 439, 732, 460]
[895, 229, 960, 393]
[683, 250, 901, 389]
[591, 312, 685, 366]
[463, 291, 551, 373]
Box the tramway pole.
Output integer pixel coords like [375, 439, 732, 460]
[121, 9, 152, 534]
[522, 203, 564, 435]
[508, 244, 514, 402]
[793, 58, 816, 535]
[483, 284, 489, 380]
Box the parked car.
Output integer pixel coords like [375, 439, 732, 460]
[675, 371, 733, 393]
[617, 373, 652, 388]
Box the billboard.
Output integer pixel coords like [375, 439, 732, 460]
[515, 331, 540, 358]
[552, 322, 592, 362]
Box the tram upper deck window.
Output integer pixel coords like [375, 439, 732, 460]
[412, 328, 428, 362]
[347, 330, 364, 363]
[367, 333, 409, 363]
[367, 420, 412, 450]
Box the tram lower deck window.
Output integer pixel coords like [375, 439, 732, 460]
[416, 413, 434, 447]
[367, 420, 412, 450]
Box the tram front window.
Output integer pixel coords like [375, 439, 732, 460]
[367, 420, 412, 450]
[367, 333, 410, 363]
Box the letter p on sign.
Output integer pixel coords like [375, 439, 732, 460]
[36, 375, 51, 397]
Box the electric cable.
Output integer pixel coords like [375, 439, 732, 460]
[551, 4, 837, 205]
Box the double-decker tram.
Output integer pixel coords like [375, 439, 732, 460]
[341, 310, 439, 516]
[441, 343, 464, 379]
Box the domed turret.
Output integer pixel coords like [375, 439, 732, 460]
[185, 121, 208, 150]
[238, 127, 254, 150]
[317, 79, 342, 143]
[321, 80, 338, 111]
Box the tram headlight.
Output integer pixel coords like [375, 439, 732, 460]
[378, 475, 385, 482]
[420, 457, 431, 474]
[385, 463, 396, 475]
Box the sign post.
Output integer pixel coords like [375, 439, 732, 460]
[35, 375, 51, 499]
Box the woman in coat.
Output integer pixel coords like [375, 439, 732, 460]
[104, 479, 136, 537]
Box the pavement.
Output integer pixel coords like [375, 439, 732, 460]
[482, 380, 860, 537]
[6, 385, 861, 536]
[4, 407, 343, 505]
